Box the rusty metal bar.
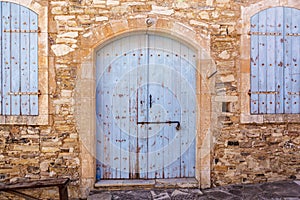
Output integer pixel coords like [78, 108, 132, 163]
[137, 121, 181, 130]
[249, 31, 282, 36]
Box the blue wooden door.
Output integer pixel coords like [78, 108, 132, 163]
[250, 7, 300, 114]
[96, 34, 196, 180]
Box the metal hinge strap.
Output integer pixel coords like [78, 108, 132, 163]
[286, 33, 300, 36]
[287, 92, 300, 95]
[249, 31, 282, 36]
[8, 91, 41, 96]
[3, 29, 40, 33]
[248, 90, 279, 95]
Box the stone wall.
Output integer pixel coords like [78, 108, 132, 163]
[0, 0, 299, 199]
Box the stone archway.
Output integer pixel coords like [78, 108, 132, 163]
[75, 18, 215, 196]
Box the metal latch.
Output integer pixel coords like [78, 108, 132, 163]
[137, 121, 181, 130]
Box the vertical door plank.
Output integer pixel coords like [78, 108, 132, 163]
[162, 37, 174, 178]
[111, 38, 122, 178]
[29, 10, 38, 115]
[119, 37, 130, 179]
[102, 45, 114, 179]
[20, 6, 30, 115]
[250, 13, 259, 114]
[169, 40, 182, 178]
[179, 44, 190, 177]
[289, 8, 300, 113]
[275, 7, 284, 113]
[0, 2, 3, 114]
[137, 35, 149, 179]
[284, 7, 293, 113]
[2, 2, 11, 115]
[266, 8, 276, 113]
[186, 47, 196, 177]
[258, 10, 267, 114]
[128, 36, 140, 179]
[10, 3, 21, 115]
[96, 49, 104, 180]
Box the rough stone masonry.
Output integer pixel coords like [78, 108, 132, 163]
[0, 0, 299, 199]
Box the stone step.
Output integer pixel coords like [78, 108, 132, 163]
[94, 178, 198, 190]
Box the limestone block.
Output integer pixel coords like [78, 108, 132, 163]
[95, 16, 109, 22]
[216, 0, 230, 3]
[56, 37, 77, 44]
[93, 0, 105, 4]
[220, 74, 235, 82]
[42, 147, 60, 153]
[219, 50, 230, 59]
[190, 20, 209, 28]
[215, 96, 238, 102]
[57, 32, 79, 38]
[151, 5, 174, 16]
[199, 11, 210, 20]
[51, 44, 75, 56]
[107, 0, 119, 6]
[54, 15, 76, 21]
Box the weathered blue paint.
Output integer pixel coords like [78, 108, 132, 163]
[2, 2, 12, 115]
[11, 3, 21, 115]
[96, 34, 196, 179]
[0, 2, 39, 115]
[250, 7, 300, 114]
[29, 10, 39, 115]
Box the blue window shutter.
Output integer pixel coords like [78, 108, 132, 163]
[0, 2, 39, 115]
[250, 7, 300, 114]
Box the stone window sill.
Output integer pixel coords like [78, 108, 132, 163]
[0, 115, 49, 125]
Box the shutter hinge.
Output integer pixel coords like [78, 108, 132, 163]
[248, 90, 279, 95]
[286, 33, 300, 36]
[8, 90, 41, 96]
[248, 31, 282, 36]
[3, 29, 40, 33]
[287, 92, 300, 95]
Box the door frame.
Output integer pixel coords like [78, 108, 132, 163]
[76, 25, 215, 192]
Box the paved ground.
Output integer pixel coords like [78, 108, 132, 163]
[88, 180, 300, 200]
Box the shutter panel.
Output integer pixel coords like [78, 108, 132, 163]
[0, 2, 39, 115]
[250, 7, 300, 114]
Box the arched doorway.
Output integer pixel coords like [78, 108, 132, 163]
[95, 32, 197, 180]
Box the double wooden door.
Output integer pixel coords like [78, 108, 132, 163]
[96, 33, 196, 179]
